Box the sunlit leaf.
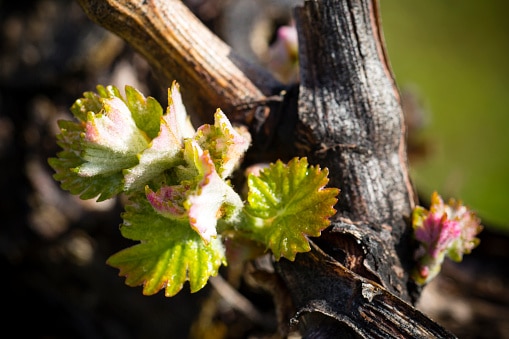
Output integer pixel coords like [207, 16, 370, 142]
[184, 140, 243, 242]
[49, 85, 152, 201]
[412, 191, 483, 285]
[123, 82, 195, 190]
[107, 193, 226, 296]
[125, 85, 163, 139]
[194, 109, 250, 179]
[244, 157, 339, 260]
[48, 119, 125, 201]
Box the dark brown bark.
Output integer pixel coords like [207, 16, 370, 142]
[75, 0, 456, 337]
[277, 241, 455, 338]
[273, 1, 452, 336]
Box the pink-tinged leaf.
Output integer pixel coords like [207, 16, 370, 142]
[194, 109, 250, 179]
[123, 116, 185, 190]
[84, 97, 148, 154]
[123, 82, 196, 190]
[184, 140, 243, 243]
[443, 198, 483, 262]
[49, 85, 144, 201]
[412, 191, 483, 285]
[146, 185, 190, 219]
[107, 192, 226, 297]
[186, 146, 220, 242]
[268, 23, 299, 83]
[414, 210, 461, 259]
[166, 81, 195, 140]
[78, 97, 149, 177]
[48, 119, 125, 201]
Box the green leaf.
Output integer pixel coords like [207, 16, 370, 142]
[123, 83, 195, 191]
[194, 109, 250, 179]
[244, 157, 339, 261]
[165, 81, 195, 140]
[70, 92, 101, 122]
[184, 140, 243, 242]
[78, 97, 149, 176]
[125, 85, 163, 139]
[70, 85, 123, 122]
[50, 86, 153, 201]
[48, 120, 124, 201]
[107, 193, 226, 296]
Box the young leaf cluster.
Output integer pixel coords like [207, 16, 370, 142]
[411, 191, 483, 285]
[49, 82, 339, 297]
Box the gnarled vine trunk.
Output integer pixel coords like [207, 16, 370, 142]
[274, 2, 452, 337]
[76, 0, 455, 337]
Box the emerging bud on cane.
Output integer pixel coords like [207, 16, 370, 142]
[268, 22, 299, 83]
[411, 191, 483, 285]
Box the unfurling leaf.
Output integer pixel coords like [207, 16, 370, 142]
[184, 140, 243, 243]
[123, 82, 193, 190]
[146, 140, 243, 243]
[49, 85, 164, 200]
[194, 109, 251, 179]
[48, 85, 150, 201]
[49, 82, 197, 200]
[107, 193, 226, 296]
[49, 119, 125, 201]
[50, 81, 343, 299]
[243, 157, 339, 260]
[79, 97, 149, 177]
[412, 191, 483, 285]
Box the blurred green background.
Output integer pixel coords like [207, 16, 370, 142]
[380, 1, 509, 233]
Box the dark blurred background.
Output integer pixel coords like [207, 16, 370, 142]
[1, 0, 508, 338]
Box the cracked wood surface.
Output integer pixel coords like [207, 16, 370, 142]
[277, 1, 453, 336]
[291, 0, 416, 298]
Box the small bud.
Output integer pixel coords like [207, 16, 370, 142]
[412, 191, 483, 285]
[268, 22, 299, 83]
